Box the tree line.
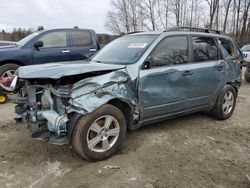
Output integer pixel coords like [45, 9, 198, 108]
[0, 26, 45, 41]
[105, 0, 250, 43]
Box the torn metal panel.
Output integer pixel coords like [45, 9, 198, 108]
[67, 70, 140, 120]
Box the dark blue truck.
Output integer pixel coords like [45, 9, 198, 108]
[0, 28, 100, 79]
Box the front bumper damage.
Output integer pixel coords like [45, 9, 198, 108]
[12, 70, 140, 144]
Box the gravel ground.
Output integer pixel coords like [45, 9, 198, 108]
[0, 72, 250, 188]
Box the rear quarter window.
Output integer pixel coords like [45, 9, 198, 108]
[72, 31, 92, 47]
[218, 38, 241, 59]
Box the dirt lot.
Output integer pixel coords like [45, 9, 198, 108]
[0, 76, 250, 188]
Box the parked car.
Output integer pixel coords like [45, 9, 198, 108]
[0, 28, 100, 81]
[241, 44, 250, 66]
[241, 44, 250, 82]
[7, 27, 242, 161]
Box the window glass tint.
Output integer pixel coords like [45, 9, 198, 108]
[218, 38, 239, 59]
[72, 31, 92, 47]
[39, 31, 67, 48]
[150, 36, 188, 67]
[192, 37, 219, 62]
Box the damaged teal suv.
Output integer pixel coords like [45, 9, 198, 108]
[7, 27, 242, 161]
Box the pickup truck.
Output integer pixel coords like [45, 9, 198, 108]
[0, 28, 100, 80]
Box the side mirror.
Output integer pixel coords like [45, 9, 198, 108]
[143, 57, 152, 69]
[33, 41, 43, 49]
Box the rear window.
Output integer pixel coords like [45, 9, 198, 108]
[192, 36, 219, 62]
[72, 31, 92, 47]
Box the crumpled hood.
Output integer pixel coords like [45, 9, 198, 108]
[18, 60, 126, 79]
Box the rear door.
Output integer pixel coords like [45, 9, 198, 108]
[188, 36, 226, 106]
[69, 30, 98, 61]
[32, 30, 71, 64]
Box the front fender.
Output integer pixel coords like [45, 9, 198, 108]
[67, 70, 140, 120]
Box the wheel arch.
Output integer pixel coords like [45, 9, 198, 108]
[107, 98, 134, 130]
[0, 60, 25, 66]
[67, 98, 135, 142]
[226, 81, 239, 93]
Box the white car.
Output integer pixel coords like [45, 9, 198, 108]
[241, 45, 250, 65]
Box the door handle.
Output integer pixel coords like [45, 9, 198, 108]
[62, 50, 70, 53]
[90, 48, 97, 52]
[183, 70, 193, 76]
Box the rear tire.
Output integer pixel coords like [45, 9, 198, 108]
[72, 104, 127, 161]
[0, 64, 19, 79]
[211, 85, 236, 120]
[245, 69, 250, 83]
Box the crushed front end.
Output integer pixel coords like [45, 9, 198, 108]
[13, 78, 72, 144]
[10, 66, 140, 145]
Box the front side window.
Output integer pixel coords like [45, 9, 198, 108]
[218, 38, 240, 59]
[150, 36, 189, 67]
[39, 31, 67, 48]
[192, 37, 219, 62]
[72, 31, 92, 47]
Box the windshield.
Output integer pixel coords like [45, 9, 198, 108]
[241, 45, 250, 51]
[92, 35, 158, 64]
[17, 32, 41, 46]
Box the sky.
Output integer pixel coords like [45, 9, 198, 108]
[0, 0, 112, 33]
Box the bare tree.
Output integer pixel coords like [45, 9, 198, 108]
[205, 0, 220, 28]
[170, 0, 181, 26]
[141, 0, 157, 30]
[105, 0, 250, 43]
[223, 0, 233, 31]
[235, 0, 241, 38]
[240, 0, 250, 41]
[105, 11, 123, 34]
[105, 0, 143, 34]
[155, 0, 171, 29]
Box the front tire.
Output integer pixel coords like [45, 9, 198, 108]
[245, 69, 250, 83]
[211, 85, 237, 120]
[72, 104, 127, 161]
[0, 64, 19, 87]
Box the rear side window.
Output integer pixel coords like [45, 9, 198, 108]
[150, 36, 189, 67]
[192, 37, 219, 62]
[39, 31, 67, 48]
[218, 38, 240, 59]
[72, 31, 92, 47]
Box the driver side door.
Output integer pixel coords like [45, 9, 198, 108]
[138, 35, 194, 119]
[32, 30, 71, 64]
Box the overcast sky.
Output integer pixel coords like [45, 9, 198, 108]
[0, 0, 112, 33]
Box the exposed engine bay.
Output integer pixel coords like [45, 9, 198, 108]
[10, 68, 140, 145]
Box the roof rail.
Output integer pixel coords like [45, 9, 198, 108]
[126, 31, 143, 35]
[166, 27, 225, 35]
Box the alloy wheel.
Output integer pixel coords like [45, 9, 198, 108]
[87, 115, 120, 152]
[222, 91, 234, 115]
